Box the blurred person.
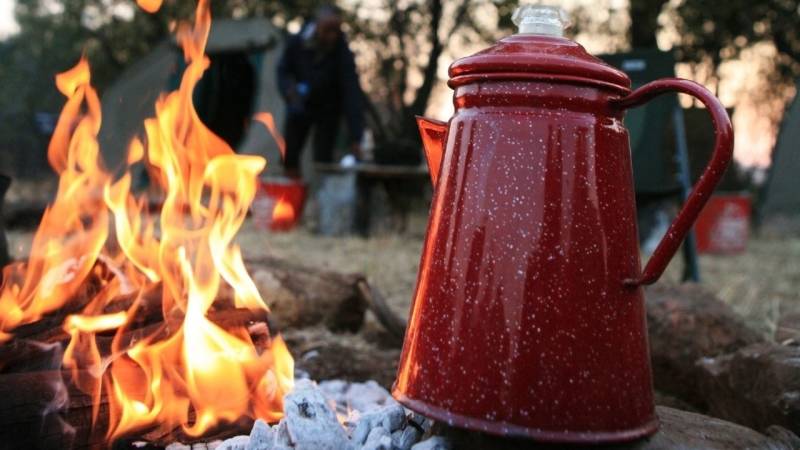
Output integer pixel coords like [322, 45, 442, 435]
[277, 4, 364, 178]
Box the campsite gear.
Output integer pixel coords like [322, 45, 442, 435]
[0, 174, 10, 271]
[601, 50, 700, 281]
[315, 168, 356, 236]
[695, 194, 751, 254]
[252, 177, 307, 231]
[393, 5, 733, 444]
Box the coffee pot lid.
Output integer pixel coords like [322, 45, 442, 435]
[448, 4, 631, 94]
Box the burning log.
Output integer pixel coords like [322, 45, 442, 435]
[0, 306, 276, 449]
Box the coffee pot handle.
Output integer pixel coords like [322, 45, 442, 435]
[611, 78, 734, 286]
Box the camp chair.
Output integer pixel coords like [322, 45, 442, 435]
[600, 50, 700, 282]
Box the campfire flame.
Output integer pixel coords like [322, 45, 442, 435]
[271, 197, 296, 225]
[0, 0, 293, 441]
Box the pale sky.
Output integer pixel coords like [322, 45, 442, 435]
[0, 0, 18, 39]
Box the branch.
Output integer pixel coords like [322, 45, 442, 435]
[407, 0, 446, 117]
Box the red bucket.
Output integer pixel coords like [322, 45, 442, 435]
[694, 193, 751, 254]
[252, 177, 307, 231]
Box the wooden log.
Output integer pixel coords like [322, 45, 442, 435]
[645, 283, 763, 409]
[696, 342, 800, 436]
[247, 256, 367, 332]
[282, 327, 400, 390]
[0, 310, 275, 449]
[433, 406, 800, 450]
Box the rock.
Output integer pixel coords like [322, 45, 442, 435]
[215, 436, 249, 450]
[696, 342, 800, 435]
[645, 283, 763, 408]
[410, 437, 451, 450]
[282, 379, 350, 450]
[247, 419, 275, 450]
[391, 427, 421, 450]
[433, 406, 798, 449]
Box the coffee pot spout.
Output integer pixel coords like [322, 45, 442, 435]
[416, 116, 448, 186]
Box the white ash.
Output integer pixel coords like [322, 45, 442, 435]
[206, 379, 447, 450]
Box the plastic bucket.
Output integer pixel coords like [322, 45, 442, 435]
[252, 177, 307, 231]
[694, 193, 751, 254]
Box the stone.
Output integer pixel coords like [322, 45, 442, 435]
[434, 406, 799, 449]
[282, 379, 349, 450]
[247, 419, 275, 450]
[410, 437, 451, 450]
[215, 436, 249, 450]
[391, 427, 421, 450]
[696, 342, 800, 435]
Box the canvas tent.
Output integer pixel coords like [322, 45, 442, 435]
[760, 83, 800, 220]
[98, 18, 287, 176]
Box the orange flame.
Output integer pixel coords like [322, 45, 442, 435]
[0, 0, 293, 441]
[136, 0, 162, 13]
[272, 197, 296, 225]
[254, 112, 286, 160]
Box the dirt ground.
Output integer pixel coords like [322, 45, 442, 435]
[7, 211, 799, 340]
[235, 211, 800, 340]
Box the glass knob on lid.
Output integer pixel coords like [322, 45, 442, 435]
[512, 4, 571, 37]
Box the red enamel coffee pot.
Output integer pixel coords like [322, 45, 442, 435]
[392, 5, 733, 444]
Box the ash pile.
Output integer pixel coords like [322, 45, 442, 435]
[164, 380, 449, 450]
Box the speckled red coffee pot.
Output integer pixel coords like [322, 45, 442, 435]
[393, 5, 733, 444]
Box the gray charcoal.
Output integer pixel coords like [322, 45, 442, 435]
[165, 444, 191, 450]
[247, 419, 275, 450]
[319, 379, 397, 414]
[408, 413, 432, 434]
[215, 436, 249, 450]
[282, 379, 349, 450]
[391, 427, 421, 450]
[379, 404, 406, 432]
[410, 437, 452, 450]
[351, 413, 376, 445]
[361, 427, 391, 450]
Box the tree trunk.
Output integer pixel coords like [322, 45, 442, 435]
[629, 0, 669, 49]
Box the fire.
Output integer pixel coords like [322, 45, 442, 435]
[254, 112, 286, 160]
[0, 0, 293, 441]
[272, 197, 296, 225]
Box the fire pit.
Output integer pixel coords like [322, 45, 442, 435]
[0, 0, 293, 446]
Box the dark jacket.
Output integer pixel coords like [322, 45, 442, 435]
[277, 27, 364, 145]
